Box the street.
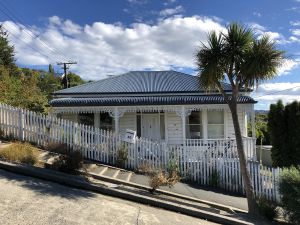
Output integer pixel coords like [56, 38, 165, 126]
[0, 169, 218, 225]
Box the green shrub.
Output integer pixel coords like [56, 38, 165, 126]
[166, 158, 180, 187]
[256, 197, 278, 221]
[0, 142, 39, 165]
[45, 142, 69, 154]
[279, 166, 300, 225]
[52, 149, 83, 174]
[0, 127, 4, 138]
[45, 142, 84, 174]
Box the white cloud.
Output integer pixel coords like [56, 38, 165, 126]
[127, 0, 148, 4]
[291, 28, 300, 36]
[253, 12, 262, 17]
[290, 20, 300, 26]
[249, 23, 288, 44]
[159, 5, 184, 17]
[277, 59, 300, 75]
[289, 36, 299, 42]
[1, 16, 225, 80]
[163, 0, 177, 6]
[249, 22, 266, 31]
[252, 83, 300, 109]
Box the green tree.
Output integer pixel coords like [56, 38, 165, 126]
[48, 64, 54, 75]
[195, 23, 284, 215]
[18, 70, 48, 113]
[268, 100, 300, 167]
[0, 25, 16, 71]
[255, 114, 270, 145]
[0, 66, 20, 105]
[66, 72, 86, 87]
[0, 66, 48, 113]
[38, 66, 62, 100]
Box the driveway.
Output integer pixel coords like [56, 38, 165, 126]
[0, 169, 219, 225]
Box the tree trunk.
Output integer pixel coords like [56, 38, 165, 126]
[229, 102, 259, 215]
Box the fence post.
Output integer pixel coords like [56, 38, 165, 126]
[18, 108, 24, 141]
[73, 123, 78, 147]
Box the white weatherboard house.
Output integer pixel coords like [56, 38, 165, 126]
[50, 71, 256, 157]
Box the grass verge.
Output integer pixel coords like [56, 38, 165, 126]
[0, 142, 39, 165]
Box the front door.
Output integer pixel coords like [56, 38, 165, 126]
[141, 114, 160, 141]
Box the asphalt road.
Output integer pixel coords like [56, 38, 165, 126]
[0, 169, 219, 225]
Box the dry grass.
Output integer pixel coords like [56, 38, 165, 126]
[149, 169, 181, 192]
[149, 170, 168, 191]
[137, 163, 154, 175]
[44, 142, 69, 154]
[0, 142, 39, 165]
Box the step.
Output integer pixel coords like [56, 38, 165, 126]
[116, 171, 133, 182]
[83, 163, 97, 171]
[91, 165, 108, 176]
[102, 167, 119, 177]
[112, 169, 120, 179]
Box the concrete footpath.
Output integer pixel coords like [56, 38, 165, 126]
[83, 162, 248, 211]
[37, 149, 248, 211]
[133, 174, 247, 211]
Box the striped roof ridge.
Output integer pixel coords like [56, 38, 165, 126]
[50, 95, 256, 107]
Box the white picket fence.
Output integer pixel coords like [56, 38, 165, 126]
[0, 103, 281, 202]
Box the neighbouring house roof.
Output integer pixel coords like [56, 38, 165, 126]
[50, 70, 256, 107]
[50, 95, 256, 107]
[54, 70, 233, 95]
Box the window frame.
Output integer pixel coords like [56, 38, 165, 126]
[186, 111, 203, 139]
[207, 110, 225, 139]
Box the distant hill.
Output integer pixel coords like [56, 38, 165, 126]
[255, 110, 269, 115]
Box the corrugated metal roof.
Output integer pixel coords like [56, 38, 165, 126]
[50, 95, 256, 107]
[54, 70, 232, 95]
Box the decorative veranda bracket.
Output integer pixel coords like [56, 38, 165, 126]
[51, 104, 253, 115]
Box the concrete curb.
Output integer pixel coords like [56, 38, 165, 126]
[0, 160, 253, 225]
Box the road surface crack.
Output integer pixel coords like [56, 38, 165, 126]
[136, 206, 141, 225]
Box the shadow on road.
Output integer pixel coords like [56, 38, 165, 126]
[0, 169, 96, 199]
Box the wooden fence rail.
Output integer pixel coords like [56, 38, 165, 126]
[0, 103, 281, 202]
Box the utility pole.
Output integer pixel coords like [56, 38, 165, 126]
[57, 61, 77, 88]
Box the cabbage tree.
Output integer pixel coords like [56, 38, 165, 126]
[195, 23, 284, 214]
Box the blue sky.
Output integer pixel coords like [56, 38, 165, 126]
[0, 0, 300, 110]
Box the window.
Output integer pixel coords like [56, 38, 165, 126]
[207, 110, 224, 139]
[186, 111, 202, 139]
[78, 113, 94, 126]
[136, 114, 141, 137]
[160, 114, 165, 140]
[100, 112, 114, 131]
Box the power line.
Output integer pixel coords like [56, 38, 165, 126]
[0, 20, 66, 63]
[1, 25, 62, 63]
[0, 1, 71, 63]
[0, 1, 70, 62]
[254, 85, 300, 99]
